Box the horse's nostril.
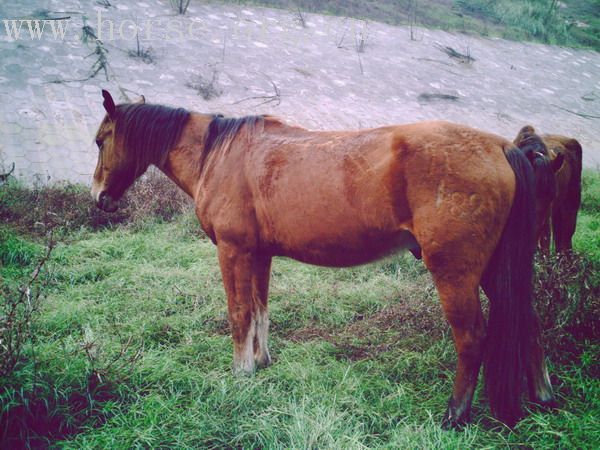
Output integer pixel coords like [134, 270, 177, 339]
[97, 191, 109, 210]
[96, 191, 118, 212]
[97, 191, 106, 208]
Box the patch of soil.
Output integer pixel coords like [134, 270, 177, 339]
[205, 313, 231, 336]
[289, 296, 448, 361]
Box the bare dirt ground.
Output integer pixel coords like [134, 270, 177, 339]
[1, 0, 599, 183]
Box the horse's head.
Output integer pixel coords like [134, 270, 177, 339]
[514, 125, 564, 235]
[91, 90, 146, 212]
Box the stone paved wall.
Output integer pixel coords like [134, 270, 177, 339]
[1, 0, 599, 184]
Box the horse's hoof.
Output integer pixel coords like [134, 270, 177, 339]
[441, 415, 468, 431]
[255, 352, 272, 369]
[442, 399, 471, 431]
[530, 397, 559, 411]
[232, 361, 255, 376]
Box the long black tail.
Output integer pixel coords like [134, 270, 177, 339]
[481, 147, 537, 426]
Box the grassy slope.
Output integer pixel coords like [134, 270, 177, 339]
[574, 169, 600, 262]
[217, 0, 600, 51]
[561, 0, 600, 49]
[1, 171, 598, 448]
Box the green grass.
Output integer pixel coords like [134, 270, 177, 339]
[217, 0, 600, 51]
[1, 173, 599, 448]
[574, 170, 600, 264]
[0, 227, 42, 268]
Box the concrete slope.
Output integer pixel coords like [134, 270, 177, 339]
[0, 0, 598, 183]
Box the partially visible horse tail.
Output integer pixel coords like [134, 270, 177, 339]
[481, 147, 537, 426]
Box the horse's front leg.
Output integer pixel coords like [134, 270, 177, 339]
[217, 242, 272, 374]
[253, 254, 272, 369]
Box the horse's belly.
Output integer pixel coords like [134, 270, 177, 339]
[272, 229, 419, 267]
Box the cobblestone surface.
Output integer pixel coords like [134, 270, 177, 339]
[0, 0, 599, 184]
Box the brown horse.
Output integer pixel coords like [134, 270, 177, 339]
[92, 90, 556, 428]
[514, 125, 582, 253]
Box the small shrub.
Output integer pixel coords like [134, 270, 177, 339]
[1, 238, 54, 378]
[534, 253, 600, 366]
[0, 162, 15, 184]
[0, 332, 131, 446]
[128, 33, 154, 64]
[0, 171, 193, 236]
[294, 7, 307, 28]
[123, 169, 194, 224]
[187, 70, 223, 101]
[0, 179, 126, 236]
[170, 0, 191, 15]
[1, 283, 141, 444]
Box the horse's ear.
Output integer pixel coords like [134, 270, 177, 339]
[520, 125, 536, 135]
[514, 125, 536, 146]
[102, 89, 116, 118]
[139, 95, 146, 104]
[551, 153, 565, 173]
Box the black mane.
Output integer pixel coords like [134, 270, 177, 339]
[115, 103, 190, 176]
[200, 114, 265, 170]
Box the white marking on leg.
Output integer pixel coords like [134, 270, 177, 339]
[254, 308, 271, 368]
[452, 384, 475, 420]
[233, 319, 256, 375]
[536, 363, 554, 402]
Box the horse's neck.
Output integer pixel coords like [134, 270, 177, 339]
[160, 113, 212, 200]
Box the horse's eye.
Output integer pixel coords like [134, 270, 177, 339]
[96, 138, 103, 149]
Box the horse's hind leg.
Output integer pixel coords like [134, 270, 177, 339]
[431, 272, 485, 428]
[527, 314, 556, 408]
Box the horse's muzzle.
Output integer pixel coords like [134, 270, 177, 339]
[97, 191, 119, 212]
